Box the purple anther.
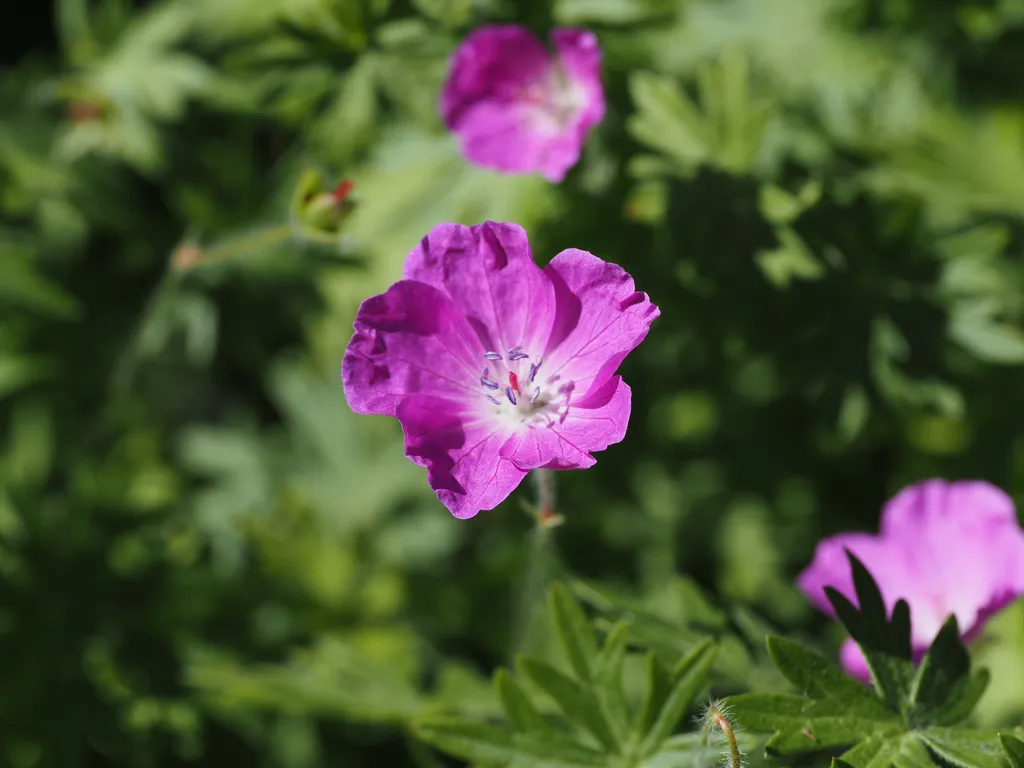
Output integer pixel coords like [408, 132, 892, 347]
[479, 368, 499, 389]
[505, 387, 517, 406]
[507, 345, 522, 356]
[486, 395, 501, 405]
[527, 362, 540, 382]
[484, 351, 503, 361]
[508, 352, 529, 361]
[530, 386, 541, 403]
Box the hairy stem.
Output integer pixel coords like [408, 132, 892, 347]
[703, 701, 742, 768]
[509, 469, 560, 658]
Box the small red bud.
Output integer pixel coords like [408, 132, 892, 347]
[331, 179, 355, 204]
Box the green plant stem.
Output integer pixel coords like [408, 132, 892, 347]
[705, 702, 742, 768]
[509, 469, 558, 659]
[201, 223, 295, 263]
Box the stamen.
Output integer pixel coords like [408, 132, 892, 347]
[507, 346, 522, 356]
[508, 351, 529, 361]
[487, 395, 501, 405]
[484, 351, 503, 361]
[505, 387, 517, 405]
[531, 386, 541, 403]
[527, 362, 540, 382]
[479, 367, 499, 390]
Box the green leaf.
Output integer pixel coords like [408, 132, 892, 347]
[909, 616, 988, 726]
[627, 71, 709, 172]
[637, 651, 674, 737]
[756, 226, 825, 288]
[825, 552, 915, 712]
[766, 637, 892, 716]
[999, 734, 1024, 768]
[727, 692, 901, 754]
[0, 357, 53, 400]
[893, 736, 940, 768]
[920, 727, 1006, 768]
[549, 582, 598, 682]
[517, 656, 618, 753]
[841, 735, 902, 768]
[510, 732, 609, 767]
[949, 301, 1024, 365]
[0, 255, 79, 319]
[495, 668, 547, 733]
[413, 717, 516, 763]
[639, 638, 717, 755]
[409, 0, 471, 26]
[594, 621, 631, 734]
[759, 180, 822, 224]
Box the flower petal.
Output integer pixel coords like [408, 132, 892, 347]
[397, 394, 526, 518]
[403, 222, 556, 356]
[452, 101, 583, 182]
[878, 479, 1024, 638]
[542, 248, 659, 395]
[550, 27, 605, 139]
[500, 375, 631, 471]
[440, 25, 551, 130]
[797, 530, 955, 650]
[839, 639, 872, 684]
[342, 280, 482, 417]
[796, 533, 915, 617]
[439, 25, 603, 181]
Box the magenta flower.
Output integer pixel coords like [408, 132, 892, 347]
[341, 221, 658, 519]
[798, 479, 1024, 681]
[440, 25, 605, 183]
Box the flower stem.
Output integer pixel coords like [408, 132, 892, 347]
[509, 469, 562, 658]
[200, 223, 296, 263]
[702, 701, 742, 768]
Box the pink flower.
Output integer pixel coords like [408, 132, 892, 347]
[440, 25, 605, 183]
[341, 221, 658, 519]
[798, 479, 1024, 681]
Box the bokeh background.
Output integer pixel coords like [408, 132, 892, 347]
[5, 0, 1024, 765]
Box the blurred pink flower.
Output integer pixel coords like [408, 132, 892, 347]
[440, 25, 605, 182]
[798, 479, 1024, 681]
[341, 221, 658, 518]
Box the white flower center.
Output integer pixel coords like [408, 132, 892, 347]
[518, 63, 586, 134]
[473, 346, 572, 428]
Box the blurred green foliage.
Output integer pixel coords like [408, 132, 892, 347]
[5, 0, 1024, 765]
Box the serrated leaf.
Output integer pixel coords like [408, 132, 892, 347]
[841, 735, 901, 768]
[627, 71, 709, 170]
[412, 717, 517, 763]
[921, 727, 1006, 768]
[909, 616, 987, 726]
[637, 651, 674, 737]
[511, 731, 609, 767]
[728, 692, 901, 754]
[949, 302, 1024, 364]
[496, 668, 547, 733]
[893, 736, 941, 768]
[999, 734, 1024, 768]
[550, 582, 598, 682]
[825, 552, 915, 711]
[639, 638, 717, 755]
[766, 637, 892, 717]
[594, 621, 631, 734]
[517, 656, 618, 753]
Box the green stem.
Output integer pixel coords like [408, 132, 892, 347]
[509, 469, 558, 659]
[704, 702, 742, 768]
[201, 223, 295, 263]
